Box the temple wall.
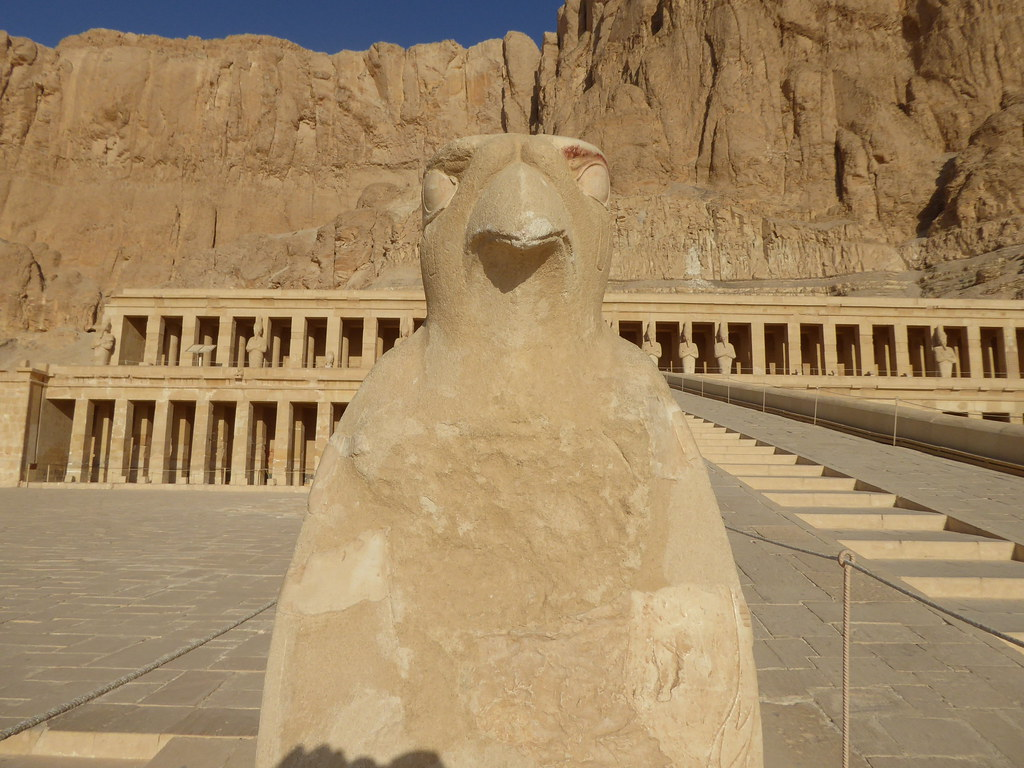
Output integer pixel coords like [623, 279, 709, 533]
[2, 290, 1022, 487]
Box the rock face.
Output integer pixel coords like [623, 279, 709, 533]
[537, 0, 1023, 283]
[1, 0, 1023, 341]
[0, 28, 540, 331]
[256, 133, 762, 767]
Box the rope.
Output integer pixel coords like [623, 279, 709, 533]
[724, 524, 1024, 650]
[840, 549, 854, 768]
[0, 599, 277, 743]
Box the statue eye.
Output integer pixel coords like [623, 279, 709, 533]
[577, 163, 610, 206]
[422, 169, 458, 222]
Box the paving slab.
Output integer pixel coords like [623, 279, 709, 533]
[0, 446, 1023, 768]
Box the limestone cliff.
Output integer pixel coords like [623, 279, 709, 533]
[0, 28, 539, 331]
[536, 0, 1024, 286]
[1, 0, 1023, 341]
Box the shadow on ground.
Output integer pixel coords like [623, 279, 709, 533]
[276, 747, 444, 768]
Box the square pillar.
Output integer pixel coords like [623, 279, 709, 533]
[750, 320, 766, 375]
[1005, 325, 1021, 379]
[180, 315, 198, 367]
[148, 400, 172, 484]
[271, 402, 292, 486]
[822, 320, 839, 375]
[65, 398, 91, 482]
[314, 400, 333, 468]
[142, 314, 162, 365]
[893, 323, 912, 377]
[858, 326, 874, 375]
[362, 317, 378, 368]
[105, 399, 131, 484]
[189, 400, 213, 484]
[230, 401, 252, 486]
[216, 316, 233, 367]
[325, 318, 342, 368]
[786, 322, 801, 374]
[289, 316, 305, 368]
[966, 325, 984, 379]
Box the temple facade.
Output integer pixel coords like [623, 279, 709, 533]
[1, 289, 1022, 487]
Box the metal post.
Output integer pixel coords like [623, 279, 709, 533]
[892, 397, 899, 446]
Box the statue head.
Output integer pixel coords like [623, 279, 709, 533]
[419, 134, 612, 348]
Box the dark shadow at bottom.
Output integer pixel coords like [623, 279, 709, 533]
[276, 747, 445, 768]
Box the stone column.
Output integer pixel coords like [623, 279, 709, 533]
[822, 320, 839, 375]
[135, 405, 152, 483]
[1005, 325, 1021, 379]
[291, 417, 306, 485]
[327, 318, 342, 368]
[340, 320, 352, 367]
[786, 322, 801, 374]
[314, 401, 333, 466]
[180, 315, 199, 367]
[750, 320, 766, 375]
[189, 400, 213, 484]
[230, 401, 252, 486]
[142, 314, 162, 365]
[271, 402, 292, 486]
[362, 317, 378, 368]
[216, 316, 233, 367]
[858, 326, 874, 375]
[65, 398, 91, 482]
[289, 316, 305, 368]
[893, 323, 912, 377]
[148, 400, 172, 484]
[105, 399, 131, 484]
[966, 324, 984, 378]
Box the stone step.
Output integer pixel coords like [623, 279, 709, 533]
[738, 475, 858, 491]
[875, 560, 1024, 600]
[833, 530, 1016, 561]
[700, 445, 782, 456]
[764, 491, 899, 508]
[711, 463, 824, 476]
[143, 736, 254, 767]
[706, 453, 801, 466]
[794, 509, 948, 531]
[694, 436, 759, 446]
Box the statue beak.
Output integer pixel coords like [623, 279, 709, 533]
[466, 162, 569, 255]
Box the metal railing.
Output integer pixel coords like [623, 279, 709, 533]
[660, 361, 1018, 380]
[666, 373, 1024, 474]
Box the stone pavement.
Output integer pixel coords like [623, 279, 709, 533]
[0, 490, 302, 765]
[0, 403, 1022, 767]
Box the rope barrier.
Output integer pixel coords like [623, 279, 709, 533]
[840, 549, 854, 768]
[723, 523, 1024, 650]
[0, 599, 277, 744]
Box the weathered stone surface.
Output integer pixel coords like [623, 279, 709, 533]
[0, 28, 538, 329]
[257, 134, 763, 767]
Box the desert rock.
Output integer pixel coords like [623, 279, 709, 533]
[1, 1, 1023, 347]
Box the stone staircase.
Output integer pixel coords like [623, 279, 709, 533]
[685, 414, 1024, 647]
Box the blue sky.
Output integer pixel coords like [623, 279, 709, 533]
[3, 0, 562, 52]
